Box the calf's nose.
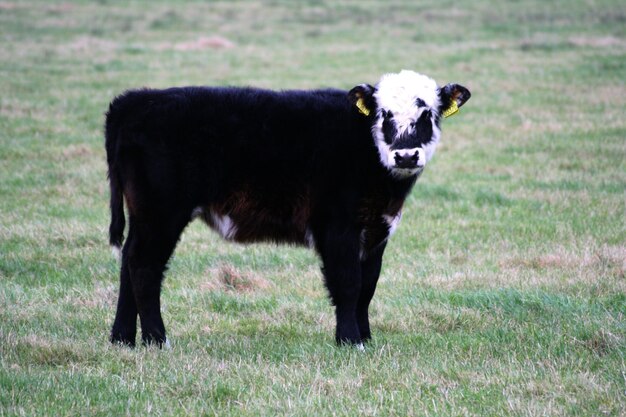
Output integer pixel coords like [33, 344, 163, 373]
[394, 150, 419, 169]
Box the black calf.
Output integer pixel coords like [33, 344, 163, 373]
[105, 70, 470, 347]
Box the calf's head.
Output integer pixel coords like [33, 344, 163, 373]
[350, 70, 470, 178]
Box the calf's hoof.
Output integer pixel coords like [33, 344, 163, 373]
[335, 331, 363, 348]
[141, 332, 167, 349]
[110, 332, 136, 348]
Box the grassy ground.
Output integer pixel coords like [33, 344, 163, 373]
[1, 1, 625, 415]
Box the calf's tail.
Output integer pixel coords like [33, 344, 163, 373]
[105, 102, 125, 259]
[108, 171, 125, 252]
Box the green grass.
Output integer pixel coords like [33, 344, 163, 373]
[1, 0, 625, 416]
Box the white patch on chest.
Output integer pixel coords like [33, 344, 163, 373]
[382, 211, 402, 237]
[209, 211, 238, 240]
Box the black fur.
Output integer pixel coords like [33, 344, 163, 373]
[382, 110, 397, 145]
[105, 85, 423, 347]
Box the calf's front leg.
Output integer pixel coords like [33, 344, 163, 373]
[317, 226, 363, 346]
[356, 242, 386, 342]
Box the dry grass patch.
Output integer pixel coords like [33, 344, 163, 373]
[571, 328, 624, 356]
[504, 369, 615, 416]
[167, 36, 236, 51]
[410, 244, 625, 293]
[201, 264, 273, 293]
[0, 1, 17, 10]
[61, 35, 118, 55]
[60, 143, 94, 160]
[63, 281, 117, 309]
[568, 35, 626, 48]
[500, 244, 625, 276]
[374, 303, 496, 336]
[4, 333, 101, 367]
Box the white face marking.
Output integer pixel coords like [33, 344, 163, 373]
[382, 211, 402, 237]
[210, 211, 238, 240]
[371, 70, 442, 176]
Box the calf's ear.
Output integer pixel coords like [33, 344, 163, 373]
[440, 83, 471, 118]
[348, 84, 376, 117]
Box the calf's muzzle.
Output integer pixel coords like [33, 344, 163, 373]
[390, 147, 425, 170]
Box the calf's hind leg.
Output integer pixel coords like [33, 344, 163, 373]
[119, 212, 189, 347]
[110, 232, 137, 346]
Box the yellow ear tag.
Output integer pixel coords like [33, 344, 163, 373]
[356, 98, 370, 116]
[442, 100, 459, 118]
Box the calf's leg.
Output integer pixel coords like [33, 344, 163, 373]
[110, 232, 137, 346]
[356, 242, 386, 342]
[317, 226, 363, 346]
[111, 212, 188, 347]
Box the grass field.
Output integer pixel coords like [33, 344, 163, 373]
[1, 1, 625, 415]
